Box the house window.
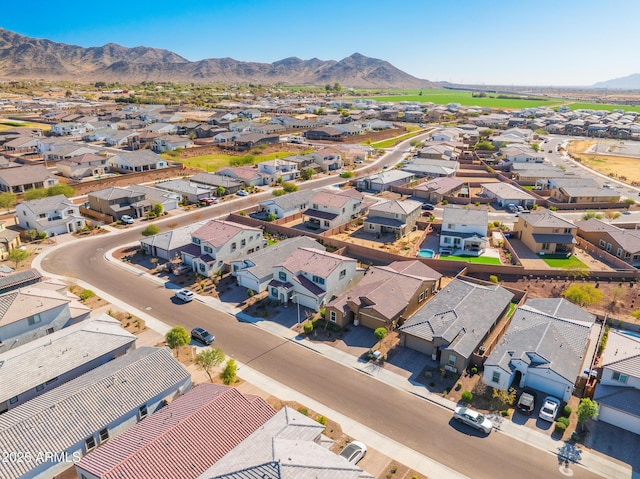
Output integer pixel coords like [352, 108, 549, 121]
[323, 221, 330, 228]
[99, 428, 109, 443]
[443, 237, 451, 244]
[616, 248, 622, 257]
[419, 291, 425, 302]
[46, 328, 54, 335]
[312, 275, 325, 285]
[45, 377, 58, 385]
[231, 242, 237, 251]
[241, 239, 246, 247]
[203, 246, 212, 254]
[279, 271, 286, 281]
[85, 436, 97, 452]
[271, 287, 278, 298]
[67, 209, 74, 215]
[542, 243, 550, 250]
[313, 203, 318, 209]
[36, 384, 44, 392]
[447, 224, 454, 229]
[448, 355, 456, 366]
[9, 396, 18, 405]
[492, 371, 501, 383]
[330, 311, 337, 322]
[599, 240, 606, 247]
[28, 314, 41, 325]
[198, 263, 206, 273]
[192, 237, 201, 245]
[564, 228, 572, 234]
[139, 405, 148, 419]
[612, 371, 628, 383]
[369, 223, 375, 230]
[606, 243, 612, 252]
[339, 269, 346, 279]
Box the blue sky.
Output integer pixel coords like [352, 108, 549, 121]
[1, 0, 637, 86]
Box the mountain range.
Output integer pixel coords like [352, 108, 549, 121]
[592, 74, 640, 90]
[0, 28, 432, 88]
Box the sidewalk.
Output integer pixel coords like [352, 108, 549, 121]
[30, 240, 631, 479]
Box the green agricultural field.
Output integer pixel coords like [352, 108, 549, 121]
[354, 89, 565, 109]
[565, 102, 640, 113]
[0, 118, 51, 132]
[170, 151, 301, 171]
[368, 130, 424, 148]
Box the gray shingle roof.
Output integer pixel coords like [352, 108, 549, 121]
[109, 150, 164, 167]
[18, 194, 73, 215]
[484, 304, 593, 382]
[601, 330, 640, 377]
[0, 268, 41, 293]
[442, 206, 488, 227]
[400, 279, 513, 359]
[593, 384, 640, 417]
[524, 298, 596, 324]
[0, 347, 190, 479]
[523, 211, 576, 229]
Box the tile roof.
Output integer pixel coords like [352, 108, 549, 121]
[77, 384, 275, 479]
[190, 172, 243, 188]
[414, 177, 463, 194]
[481, 182, 536, 200]
[0, 268, 42, 292]
[109, 149, 164, 167]
[400, 279, 513, 358]
[259, 189, 315, 212]
[279, 248, 354, 278]
[0, 347, 191, 479]
[0, 285, 71, 327]
[193, 220, 262, 248]
[522, 211, 576, 229]
[18, 194, 74, 215]
[442, 205, 488, 227]
[600, 330, 640, 377]
[0, 313, 136, 404]
[593, 384, 640, 417]
[141, 221, 206, 252]
[199, 407, 368, 479]
[368, 199, 422, 216]
[0, 165, 57, 187]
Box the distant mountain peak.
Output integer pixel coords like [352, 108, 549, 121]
[0, 28, 433, 88]
[593, 73, 640, 90]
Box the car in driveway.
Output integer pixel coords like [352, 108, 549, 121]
[191, 327, 214, 345]
[421, 203, 436, 210]
[175, 289, 195, 302]
[120, 215, 135, 225]
[517, 390, 537, 415]
[339, 441, 367, 464]
[453, 406, 493, 434]
[236, 190, 248, 196]
[200, 197, 218, 205]
[538, 396, 561, 422]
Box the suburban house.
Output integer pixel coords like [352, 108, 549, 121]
[0, 268, 41, 294]
[356, 170, 414, 192]
[400, 158, 459, 178]
[576, 218, 640, 266]
[198, 406, 372, 479]
[125, 184, 181, 213]
[140, 222, 205, 261]
[50, 122, 87, 136]
[75, 384, 276, 479]
[43, 144, 101, 162]
[480, 182, 537, 209]
[439, 206, 489, 255]
[483, 298, 596, 402]
[189, 172, 243, 195]
[181, 220, 266, 276]
[399, 278, 514, 373]
[325, 260, 442, 329]
[0, 347, 191, 479]
[510, 163, 567, 184]
[87, 187, 147, 221]
[513, 210, 577, 255]
[56, 153, 110, 179]
[412, 177, 465, 203]
[257, 158, 300, 181]
[0, 313, 136, 414]
[418, 143, 459, 161]
[258, 189, 315, 220]
[16, 194, 86, 236]
[268, 247, 362, 311]
[106, 150, 169, 173]
[0, 165, 58, 193]
[548, 177, 620, 204]
[431, 128, 463, 142]
[232, 236, 323, 293]
[303, 189, 366, 231]
[216, 166, 271, 187]
[363, 199, 422, 237]
[0, 282, 91, 354]
[499, 145, 545, 164]
[593, 330, 640, 434]
[152, 134, 193, 152]
[0, 220, 21, 260]
[154, 179, 213, 204]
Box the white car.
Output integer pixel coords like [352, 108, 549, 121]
[453, 406, 493, 434]
[174, 289, 195, 303]
[538, 396, 561, 422]
[120, 215, 134, 224]
[339, 441, 367, 464]
[236, 190, 249, 197]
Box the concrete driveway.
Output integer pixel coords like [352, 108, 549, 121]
[507, 238, 550, 269]
[584, 421, 640, 478]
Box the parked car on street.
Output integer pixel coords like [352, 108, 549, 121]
[453, 406, 493, 434]
[191, 327, 214, 345]
[201, 197, 218, 205]
[236, 190, 249, 196]
[120, 215, 135, 224]
[339, 441, 367, 464]
[175, 289, 195, 302]
[421, 203, 436, 210]
[538, 396, 561, 422]
[517, 390, 537, 415]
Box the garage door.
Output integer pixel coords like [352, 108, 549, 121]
[525, 373, 569, 401]
[598, 406, 640, 435]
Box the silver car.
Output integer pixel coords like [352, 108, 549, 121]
[453, 406, 493, 434]
[339, 441, 367, 464]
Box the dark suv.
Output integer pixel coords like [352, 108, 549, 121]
[516, 390, 537, 415]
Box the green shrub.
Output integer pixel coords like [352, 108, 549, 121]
[557, 416, 570, 427]
[297, 407, 309, 416]
[501, 410, 509, 417]
[562, 405, 572, 418]
[340, 171, 354, 178]
[374, 327, 387, 341]
[461, 390, 473, 403]
[470, 367, 478, 375]
[316, 415, 327, 426]
[80, 289, 96, 302]
[220, 358, 237, 385]
[247, 289, 254, 297]
[554, 421, 568, 434]
[489, 275, 499, 284]
[303, 322, 313, 334]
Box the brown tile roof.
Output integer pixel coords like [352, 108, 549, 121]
[279, 247, 353, 277]
[193, 220, 261, 247]
[76, 384, 275, 479]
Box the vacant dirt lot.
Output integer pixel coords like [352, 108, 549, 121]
[568, 140, 640, 185]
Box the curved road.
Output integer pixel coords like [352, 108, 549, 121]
[38, 140, 603, 479]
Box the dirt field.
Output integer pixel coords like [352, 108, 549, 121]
[567, 140, 640, 185]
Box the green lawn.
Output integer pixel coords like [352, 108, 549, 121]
[368, 130, 425, 148]
[167, 151, 305, 172]
[0, 118, 51, 132]
[565, 102, 640, 113]
[542, 255, 588, 269]
[441, 254, 502, 265]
